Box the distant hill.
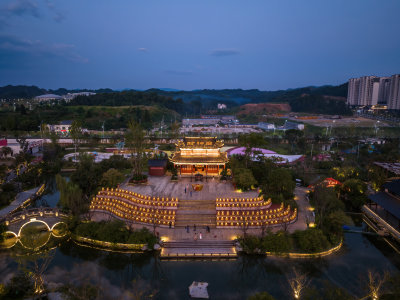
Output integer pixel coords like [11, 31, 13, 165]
[0, 83, 350, 115]
[0, 85, 47, 99]
[0, 85, 114, 99]
[147, 83, 348, 104]
[149, 83, 350, 115]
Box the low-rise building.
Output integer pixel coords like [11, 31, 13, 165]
[257, 122, 275, 131]
[47, 120, 72, 134]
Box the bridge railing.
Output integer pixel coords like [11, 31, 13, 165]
[3, 207, 69, 226]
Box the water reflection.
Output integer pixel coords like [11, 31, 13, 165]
[1, 231, 399, 300]
[2, 182, 400, 299]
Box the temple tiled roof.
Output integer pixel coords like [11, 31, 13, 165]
[175, 137, 224, 149]
[171, 152, 228, 165]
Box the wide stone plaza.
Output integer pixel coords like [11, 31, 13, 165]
[121, 176, 259, 201]
[92, 176, 311, 243]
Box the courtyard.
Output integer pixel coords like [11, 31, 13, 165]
[121, 175, 259, 201]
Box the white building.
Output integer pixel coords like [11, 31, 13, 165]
[217, 103, 227, 110]
[257, 122, 275, 131]
[47, 120, 72, 133]
[35, 94, 63, 101]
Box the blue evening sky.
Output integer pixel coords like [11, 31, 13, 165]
[0, 0, 399, 90]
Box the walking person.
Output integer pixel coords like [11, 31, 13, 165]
[194, 224, 196, 231]
[190, 191, 192, 197]
[199, 232, 202, 240]
[194, 233, 198, 241]
[185, 187, 186, 194]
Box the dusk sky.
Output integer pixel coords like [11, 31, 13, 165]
[1, 0, 400, 90]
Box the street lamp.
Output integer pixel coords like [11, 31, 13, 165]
[374, 120, 380, 137]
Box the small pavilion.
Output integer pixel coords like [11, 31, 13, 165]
[170, 137, 228, 177]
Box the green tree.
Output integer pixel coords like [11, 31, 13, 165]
[264, 169, 295, 201]
[233, 168, 257, 191]
[70, 119, 82, 160]
[324, 210, 351, 244]
[0, 146, 13, 158]
[261, 231, 292, 253]
[340, 179, 367, 210]
[238, 133, 267, 167]
[100, 168, 124, 188]
[70, 153, 101, 202]
[284, 129, 303, 153]
[56, 174, 85, 216]
[247, 291, 276, 300]
[293, 228, 330, 253]
[368, 165, 387, 192]
[312, 186, 343, 229]
[125, 120, 147, 179]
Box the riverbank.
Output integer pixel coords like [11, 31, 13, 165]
[71, 234, 146, 253]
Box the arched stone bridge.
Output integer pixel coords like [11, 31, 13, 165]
[4, 207, 69, 237]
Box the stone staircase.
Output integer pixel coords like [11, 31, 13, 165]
[161, 240, 237, 258]
[175, 199, 216, 228]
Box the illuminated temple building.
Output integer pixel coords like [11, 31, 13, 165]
[170, 137, 229, 177]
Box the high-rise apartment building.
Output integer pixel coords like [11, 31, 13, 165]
[347, 78, 360, 106]
[378, 77, 391, 104]
[388, 74, 400, 110]
[347, 74, 399, 109]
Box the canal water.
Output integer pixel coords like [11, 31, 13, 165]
[1, 179, 400, 299]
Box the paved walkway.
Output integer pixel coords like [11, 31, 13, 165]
[121, 176, 258, 201]
[0, 186, 40, 219]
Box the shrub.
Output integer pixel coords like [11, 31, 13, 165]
[293, 229, 331, 253]
[262, 231, 292, 253]
[239, 235, 263, 253]
[73, 221, 157, 247]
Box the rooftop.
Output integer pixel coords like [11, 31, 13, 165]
[374, 162, 400, 175]
[369, 192, 400, 220]
[175, 137, 224, 149]
[171, 152, 228, 165]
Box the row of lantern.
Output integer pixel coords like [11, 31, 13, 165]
[216, 196, 264, 203]
[217, 203, 285, 215]
[216, 210, 297, 227]
[91, 198, 176, 215]
[95, 195, 178, 208]
[217, 208, 291, 220]
[100, 187, 178, 202]
[216, 199, 271, 208]
[90, 205, 176, 224]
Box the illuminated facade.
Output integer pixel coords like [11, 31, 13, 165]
[170, 137, 229, 177]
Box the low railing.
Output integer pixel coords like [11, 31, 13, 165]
[72, 234, 145, 252]
[160, 252, 237, 258]
[265, 240, 343, 258]
[4, 207, 69, 226]
[362, 205, 400, 240]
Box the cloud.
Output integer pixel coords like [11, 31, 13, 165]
[165, 69, 193, 76]
[0, 34, 88, 64]
[44, 0, 65, 22]
[138, 47, 148, 52]
[4, 0, 40, 18]
[1, 0, 65, 22]
[210, 48, 240, 57]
